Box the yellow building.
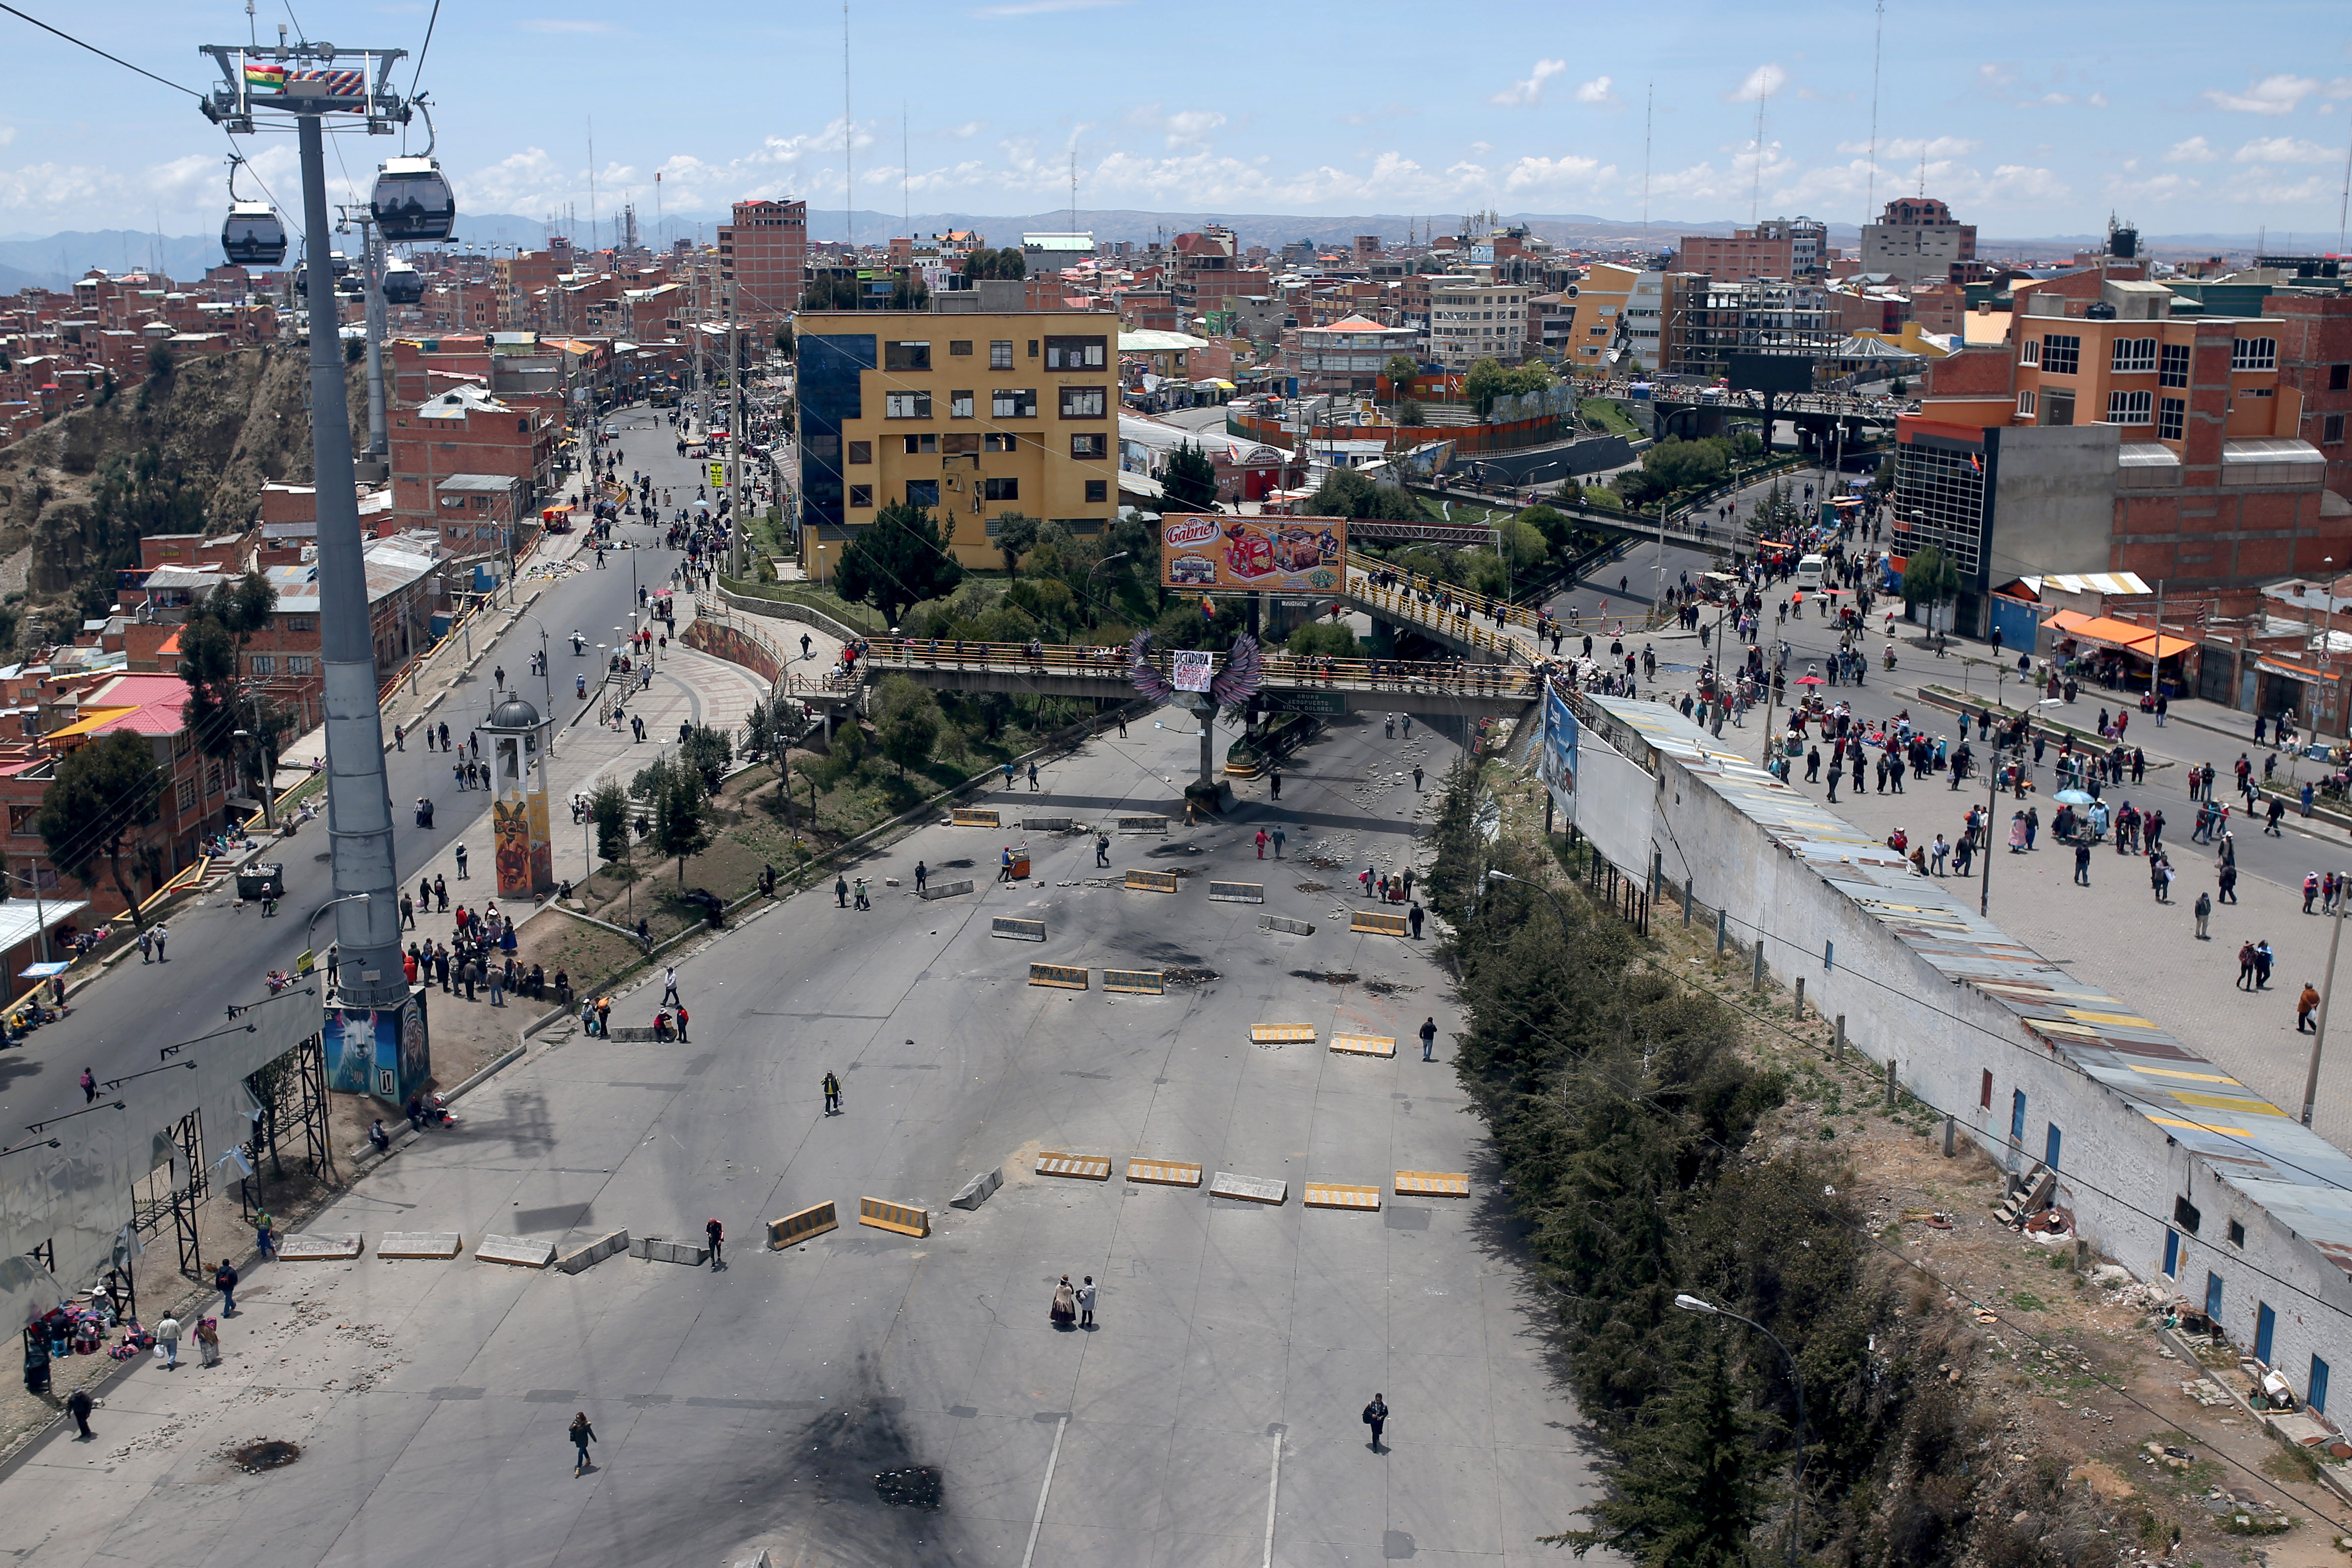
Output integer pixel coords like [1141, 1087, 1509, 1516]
[1567, 263, 1639, 374]
[796, 305, 1122, 581]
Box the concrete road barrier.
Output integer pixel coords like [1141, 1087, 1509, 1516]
[557, 1230, 631, 1274]
[277, 1232, 363, 1261]
[1330, 1033, 1397, 1058]
[1127, 1158, 1202, 1187]
[1351, 910, 1411, 936]
[378, 1232, 463, 1259]
[1037, 1151, 1112, 1181]
[1118, 815, 1169, 833]
[476, 1234, 559, 1268]
[1210, 1171, 1289, 1205]
[1124, 869, 1179, 893]
[631, 1236, 711, 1266]
[952, 808, 1001, 827]
[1259, 915, 1316, 936]
[1102, 968, 1164, 994]
[919, 879, 975, 900]
[859, 1196, 931, 1238]
[1029, 962, 1089, 990]
[1395, 1170, 1471, 1197]
[949, 1169, 1002, 1210]
[768, 1201, 839, 1248]
[1251, 1023, 1317, 1045]
[1023, 816, 1073, 830]
[1208, 881, 1265, 903]
[1305, 1183, 1383, 1212]
[991, 917, 1047, 942]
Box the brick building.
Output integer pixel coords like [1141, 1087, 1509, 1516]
[718, 199, 807, 323]
[388, 383, 556, 537]
[2267, 293, 2352, 504]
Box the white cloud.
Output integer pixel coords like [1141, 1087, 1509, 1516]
[1161, 110, 1226, 150]
[2087, 92, 2110, 109]
[944, 121, 986, 139]
[2234, 135, 2339, 163]
[2164, 136, 2219, 163]
[1491, 59, 1567, 108]
[1725, 63, 1788, 104]
[2203, 73, 2320, 115]
[1503, 154, 1610, 190]
[2107, 172, 2201, 203]
[1574, 75, 1618, 106]
[1833, 135, 1980, 160]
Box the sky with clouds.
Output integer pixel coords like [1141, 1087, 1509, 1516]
[2, 0, 2350, 243]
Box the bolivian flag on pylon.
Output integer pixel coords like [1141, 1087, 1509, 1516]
[245, 61, 287, 91]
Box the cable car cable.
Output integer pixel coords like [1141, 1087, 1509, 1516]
[410, 0, 443, 98]
[0, 2, 201, 98]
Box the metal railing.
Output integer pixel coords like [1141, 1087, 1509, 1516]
[859, 637, 1545, 700]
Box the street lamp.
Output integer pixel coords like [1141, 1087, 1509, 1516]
[303, 891, 371, 989]
[1083, 552, 1132, 628]
[1673, 1292, 1807, 1568]
[1481, 869, 1572, 927]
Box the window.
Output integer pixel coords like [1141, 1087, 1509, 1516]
[2329, 363, 2352, 391]
[902, 434, 938, 455]
[2205, 1270, 2224, 1320]
[905, 480, 940, 508]
[1979, 1069, 1993, 1109]
[287, 656, 311, 675]
[2326, 413, 2347, 446]
[1058, 386, 1107, 419]
[2040, 389, 2075, 427]
[884, 341, 931, 371]
[2016, 389, 2037, 418]
[2112, 337, 2157, 373]
[989, 341, 1014, 370]
[992, 387, 1037, 419]
[847, 440, 872, 465]
[2158, 397, 2186, 441]
[2256, 1302, 2276, 1364]
[2039, 334, 2080, 376]
[248, 655, 276, 676]
[949, 340, 974, 357]
[178, 778, 197, 811]
[983, 432, 1018, 453]
[1071, 433, 1108, 459]
[848, 484, 874, 508]
[2315, 1355, 2332, 1415]
[2009, 1089, 2026, 1142]
[285, 616, 315, 632]
[2105, 389, 2152, 425]
[942, 432, 980, 455]
[884, 391, 932, 419]
[2175, 1194, 2203, 1235]
[1084, 479, 1108, 503]
[2019, 338, 2040, 368]
[983, 477, 1019, 502]
[1027, 339, 1039, 359]
[2160, 343, 2192, 387]
[2241, 385, 2276, 399]
[2227, 1217, 2246, 1248]
[2232, 336, 2277, 371]
[949, 390, 974, 419]
[2163, 1229, 2180, 1278]
[7, 804, 37, 836]
[2044, 1123, 2062, 1171]
[1044, 335, 1107, 370]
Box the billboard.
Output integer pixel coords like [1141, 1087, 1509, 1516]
[1538, 681, 1579, 815]
[1172, 651, 1214, 693]
[1160, 513, 1346, 593]
[1727, 353, 1816, 394]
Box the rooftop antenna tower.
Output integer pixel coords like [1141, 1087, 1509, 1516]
[1751, 74, 1771, 224]
[1864, 0, 1884, 227]
[1070, 144, 1079, 236]
[841, 0, 854, 252]
[902, 102, 911, 239]
[2337, 115, 2351, 256]
[587, 119, 597, 251]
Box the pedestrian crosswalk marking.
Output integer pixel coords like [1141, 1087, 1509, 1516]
[1304, 1183, 1382, 1211]
[1127, 1158, 1202, 1187]
[1037, 1152, 1112, 1181]
[858, 1196, 931, 1237]
[1251, 1023, 1316, 1045]
[1329, 1034, 1397, 1058]
[1394, 1170, 1470, 1197]
[1351, 910, 1410, 936]
[767, 1201, 838, 1250]
[1125, 869, 1180, 893]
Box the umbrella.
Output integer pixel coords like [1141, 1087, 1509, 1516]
[1793, 675, 1825, 686]
[2053, 789, 2096, 806]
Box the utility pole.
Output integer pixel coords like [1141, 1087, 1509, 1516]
[727, 281, 741, 577]
[199, 40, 410, 1012]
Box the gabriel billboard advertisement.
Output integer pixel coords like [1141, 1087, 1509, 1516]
[1159, 513, 1347, 593]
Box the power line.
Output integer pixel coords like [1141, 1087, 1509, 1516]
[0, 2, 200, 98]
[410, 0, 442, 98]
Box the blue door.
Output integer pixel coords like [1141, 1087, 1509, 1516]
[2044, 1123, 2062, 1171]
[2206, 1271, 2225, 1320]
[2256, 1303, 2277, 1364]
[2163, 1229, 2180, 1278]
[2313, 1356, 2330, 1414]
[2011, 1090, 2027, 1143]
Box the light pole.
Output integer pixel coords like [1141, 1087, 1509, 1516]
[303, 891, 371, 985]
[1674, 1292, 1806, 1568]
[2305, 903, 2344, 1129]
[1481, 869, 1572, 926]
[3, 868, 52, 963]
[1083, 551, 1131, 628]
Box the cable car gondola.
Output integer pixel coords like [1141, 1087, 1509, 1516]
[371, 98, 457, 244]
[292, 251, 351, 297]
[381, 259, 424, 306]
[220, 156, 286, 267]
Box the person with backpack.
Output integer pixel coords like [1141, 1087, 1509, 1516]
[569, 1412, 596, 1475]
[1362, 1392, 1389, 1452]
[705, 1218, 724, 1270]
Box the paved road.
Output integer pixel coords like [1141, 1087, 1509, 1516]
[0, 694, 1611, 1568]
[0, 412, 689, 1139]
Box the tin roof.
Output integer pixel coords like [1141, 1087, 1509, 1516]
[1589, 691, 2352, 1272]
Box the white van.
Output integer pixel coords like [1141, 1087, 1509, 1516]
[1794, 553, 1827, 591]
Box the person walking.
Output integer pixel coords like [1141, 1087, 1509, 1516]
[1076, 1275, 1096, 1328]
[835, 875, 849, 908]
[569, 1412, 596, 1476]
[1408, 900, 1425, 939]
[823, 1071, 842, 1116]
[1411, 764, 1424, 792]
[705, 1217, 724, 1270]
[1419, 1017, 1438, 1061]
[454, 843, 469, 880]
[1027, 761, 1040, 792]
[661, 967, 682, 1006]
[65, 1387, 93, 1441]
[155, 1313, 182, 1370]
[1271, 825, 1286, 858]
[214, 1258, 239, 1315]
[254, 1208, 276, 1259]
[853, 877, 871, 910]
[1002, 761, 1017, 791]
[2256, 941, 2276, 990]
[2300, 983, 2323, 1034]
[2238, 941, 2259, 991]
[2195, 890, 2213, 940]
[151, 923, 168, 962]
[2073, 841, 2092, 887]
[674, 1003, 689, 1043]
[1362, 1392, 1389, 1452]
[2219, 861, 2240, 904]
[1270, 767, 1282, 801]
[1255, 828, 1269, 860]
[1050, 1276, 1078, 1328]
[136, 928, 153, 963]
[915, 861, 929, 894]
[79, 1067, 96, 1104]
[195, 1316, 221, 1368]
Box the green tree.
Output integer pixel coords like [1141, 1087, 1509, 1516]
[1162, 443, 1220, 511]
[1551, 1342, 1775, 1566]
[773, 324, 795, 358]
[1463, 357, 1511, 418]
[630, 754, 711, 885]
[836, 502, 964, 624]
[874, 675, 945, 776]
[178, 571, 282, 778]
[1382, 354, 1419, 419]
[1287, 621, 1360, 658]
[1517, 503, 1576, 554]
[1398, 398, 1426, 426]
[679, 724, 734, 790]
[1903, 544, 1961, 633]
[1308, 467, 1430, 522]
[1641, 437, 1731, 495]
[36, 732, 166, 928]
[1495, 516, 1548, 575]
[587, 778, 630, 862]
[961, 247, 1027, 281]
[992, 511, 1040, 577]
[145, 343, 174, 381]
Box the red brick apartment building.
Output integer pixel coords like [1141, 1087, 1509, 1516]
[389, 383, 557, 539]
[718, 200, 807, 323]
